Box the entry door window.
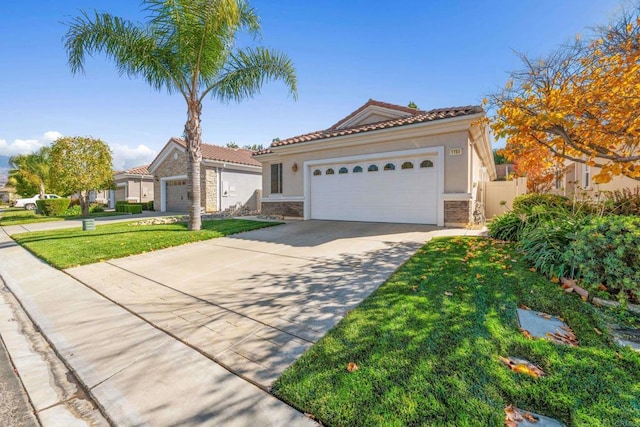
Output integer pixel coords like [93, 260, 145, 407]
[271, 163, 283, 194]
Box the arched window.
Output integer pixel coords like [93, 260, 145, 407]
[353, 166, 363, 173]
[313, 169, 322, 176]
[384, 163, 395, 171]
[368, 164, 379, 172]
[420, 159, 434, 168]
[338, 167, 348, 174]
[401, 161, 414, 169]
[326, 168, 335, 175]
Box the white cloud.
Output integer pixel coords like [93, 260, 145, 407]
[110, 143, 157, 170]
[0, 131, 64, 157]
[42, 131, 64, 142]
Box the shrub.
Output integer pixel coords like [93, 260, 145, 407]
[518, 214, 588, 279]
[598, 187, 640, 216]
[141, 201, 154, 211]
[63, 205, 82, 216]
[125, 204, 142, 214]
[512, 193, 570, 213]
[90, 204, 104, 213]
[115, 201, 128, 212]
[36, 198, 71, 216]
[488, 211, 527, 241]
[566, 215, 640, 303]
[69, 198, 81, 207]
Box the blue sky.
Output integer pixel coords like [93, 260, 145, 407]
[0, 0, 626, 169]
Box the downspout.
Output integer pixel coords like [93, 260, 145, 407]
[217, 167, 222, 212]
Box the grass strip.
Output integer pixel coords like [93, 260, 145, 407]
[13, 219, 281, 269]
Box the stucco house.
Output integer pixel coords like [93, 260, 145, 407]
[254, 100, 496, 226]
[109, 165, 155, 207]
[551, 160, 639, 199]
[149, 137, 262, 212]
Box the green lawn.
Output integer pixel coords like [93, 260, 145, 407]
[273, 237, 640, 426]
[0, 209, 128, 226]
[13, 219, 280, 269]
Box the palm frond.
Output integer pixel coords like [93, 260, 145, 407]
[64, 10, 188, 96]
[205, 47, 297, 103]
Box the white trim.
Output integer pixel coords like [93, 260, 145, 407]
[442, 193, 472, 201]
[303, 146, 445, 226]
[336, 105, 412, 129]
[202, 159, 262, 173]
[216, 167, 222, 212]
[160, 174, 187, 212]
[260, 196, 305, 202]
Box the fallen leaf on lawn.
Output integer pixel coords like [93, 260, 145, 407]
[520, 328, 533, 339]
[304, 413, 316, 420]
[597, 284, 608, 291]
[523, 411, 539, 423]
[499, 356, 545, 378]
[519, 304, 531, 310]
[529, 267, 536, 272]
[475, 273, 483, 280]
[347, 362, 359, 372]
[550, 276, 560, 283]
[444, 291, 453, 296]
[504, 404, 524, 426]
[594, 328, 603, 335]
[421, 275, 427, 280]
[537, 313, 552, 320]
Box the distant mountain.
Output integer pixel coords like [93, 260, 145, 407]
[0, 155, 9, 169]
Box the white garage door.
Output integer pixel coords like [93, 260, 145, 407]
[166, 179, 189, 212]
[310, 155, 438, 224]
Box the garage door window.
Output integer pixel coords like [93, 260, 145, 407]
[353, 166, 363, 173]
[401, 161, 414, 169]
[271, 163, 283, 193]
[313, 169, 322, 176]
[384, 163, 395, 171]
[326, 168, 335, 175]
[338, 167, 348, 174]
[420, 160, 434, 168]
[368, 164, 378, 172]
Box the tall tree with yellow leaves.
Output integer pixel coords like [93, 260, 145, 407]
[489, 6, 640, 185]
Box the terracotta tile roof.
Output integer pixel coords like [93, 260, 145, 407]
[171, 137, 261, 167]
[254, 102, 483, 155]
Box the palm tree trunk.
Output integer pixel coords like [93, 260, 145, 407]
[185, 98, 203, 231]
[39, 182, 46, 199]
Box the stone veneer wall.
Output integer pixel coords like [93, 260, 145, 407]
[444, 200, 471, 225]
[154, 148, 217, 211]
[261, 201, 303, 217]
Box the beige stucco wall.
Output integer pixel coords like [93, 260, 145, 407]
[555, 161, 640, 199]
[260, 130, 473, 198]
[118, 177, 154, 203]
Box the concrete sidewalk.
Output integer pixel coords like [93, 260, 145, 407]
[0, 227, 314, 426]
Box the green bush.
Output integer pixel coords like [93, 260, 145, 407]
[487, 211, 527, 241]
[125, 204, 142, 214]
[599, 187, 640, 216]
[512, 193, 571, 213]
[141, 201, 154, 211]
[63, 205, 82, 216]
[115, 201, 128, 212]
[36, 198, 71, 216]
[566, 215, 640, 303]
[518, 214, 587, 279]
[90, 204, 104, 213]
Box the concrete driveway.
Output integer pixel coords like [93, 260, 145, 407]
[67, 220, 479, 389]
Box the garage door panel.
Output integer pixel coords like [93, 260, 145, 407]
[166, 180, 189, 212]
[310, 155, 438, 224]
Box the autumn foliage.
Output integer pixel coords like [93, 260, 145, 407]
[490, 8, 640, 184]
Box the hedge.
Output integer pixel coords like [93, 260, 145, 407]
[36, 198, 71, 216]
[115, 201, 142, 214]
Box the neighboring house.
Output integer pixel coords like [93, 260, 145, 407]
[110, 165, 155, 207]
[551, 160, 640, 199]
[0, 186, 15, 204]
[149, 137, 262, 212]
[254, 99, 496, 226]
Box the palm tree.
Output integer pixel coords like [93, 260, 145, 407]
[9, 147, 52, 198]
[64, 0, 297, 230]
